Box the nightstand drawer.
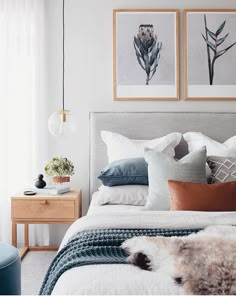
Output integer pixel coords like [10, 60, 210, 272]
[12, 199, 76, 220]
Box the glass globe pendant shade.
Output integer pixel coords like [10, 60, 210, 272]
[48, 109, 76, 137]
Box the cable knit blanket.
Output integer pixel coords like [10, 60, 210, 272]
[39, 228, 201, 295]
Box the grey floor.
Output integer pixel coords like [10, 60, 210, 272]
[21, 251, 57, 295]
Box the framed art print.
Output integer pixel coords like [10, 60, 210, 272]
[113, 9, 179, 101]
[184, 9, 236, 100]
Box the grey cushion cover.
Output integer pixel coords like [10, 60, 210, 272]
[144, 146, 207, 210]
[207, 156, 236, 184]
[98, 158, 148, 186]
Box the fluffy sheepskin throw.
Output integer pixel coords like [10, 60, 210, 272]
[122, 225, 236, 295]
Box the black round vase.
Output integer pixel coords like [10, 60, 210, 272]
[35, 174, 47, 189]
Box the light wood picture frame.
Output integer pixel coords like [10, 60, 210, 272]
[113, 9, 179, 101]
[184, 9, 236, 101]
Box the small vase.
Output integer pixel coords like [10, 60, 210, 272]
[52, 176, 70, 184]
[35, 174, 47, 188]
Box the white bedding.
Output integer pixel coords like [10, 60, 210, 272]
[87, 194, 144, 216]
[52, 205, 236, 295]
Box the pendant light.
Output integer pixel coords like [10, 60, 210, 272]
[48, 0, 76, 137]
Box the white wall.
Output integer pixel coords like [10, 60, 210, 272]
[45, 0, 236, 244]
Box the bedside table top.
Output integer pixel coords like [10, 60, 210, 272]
[12, 188, 82, 200]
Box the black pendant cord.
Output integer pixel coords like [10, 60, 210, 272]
[62, 0, 65, 111]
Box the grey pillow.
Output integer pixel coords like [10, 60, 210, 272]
[144, 146, 207, 210]
[98, 158, 148, 186]
[207, 156, 236, 184]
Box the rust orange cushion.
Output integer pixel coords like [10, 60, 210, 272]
[168, 180, 236, 211]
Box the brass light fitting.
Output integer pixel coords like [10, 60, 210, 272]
[57, 109, 70, 123]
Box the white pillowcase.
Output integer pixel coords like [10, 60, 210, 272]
[184, 132, 236, 156]
[101, 131, 182, 163]
[93, 185, 148, 206]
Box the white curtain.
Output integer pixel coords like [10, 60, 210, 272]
[0, 0, 49, 246]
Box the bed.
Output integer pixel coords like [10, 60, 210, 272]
[41, 112, 236, 295]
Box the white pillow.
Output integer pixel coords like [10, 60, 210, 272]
[101, 131, 182, 163]
[184, 132, 236, 156]
[93, 185, 148, 206]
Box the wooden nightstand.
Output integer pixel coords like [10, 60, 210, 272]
[11, 188, 82, 260]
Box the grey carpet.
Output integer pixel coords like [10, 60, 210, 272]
[21, 251, 56, 295]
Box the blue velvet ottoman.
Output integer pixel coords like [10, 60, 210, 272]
[0, 242, 21, 295]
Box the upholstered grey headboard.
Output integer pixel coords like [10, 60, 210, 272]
[90, 112, 236, 196]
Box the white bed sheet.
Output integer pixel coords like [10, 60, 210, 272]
[87, 194, 144, 216]
[51, 199, 236, 295]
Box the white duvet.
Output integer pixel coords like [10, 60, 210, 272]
[52, 208, 236, 295]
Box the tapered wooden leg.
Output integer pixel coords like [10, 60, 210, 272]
[20, 247, 29, 260]
[24, 224, 29, 247]
[12, 222, 17, 247]
[20, 224, 29, 260]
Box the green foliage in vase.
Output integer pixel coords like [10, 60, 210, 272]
[134, 24, 162, 85]
[202, 14, 236, 85]
[45, 157, 75, 177]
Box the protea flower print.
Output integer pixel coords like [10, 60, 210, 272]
[134, 24, 162, 85]
[202, 14, 236, 85]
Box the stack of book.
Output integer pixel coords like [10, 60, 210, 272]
[34, 186, 70, 195]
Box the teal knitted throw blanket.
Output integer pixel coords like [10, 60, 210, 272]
[39, 228, 201, 295]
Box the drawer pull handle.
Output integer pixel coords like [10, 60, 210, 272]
[40, 200, 48, 205]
